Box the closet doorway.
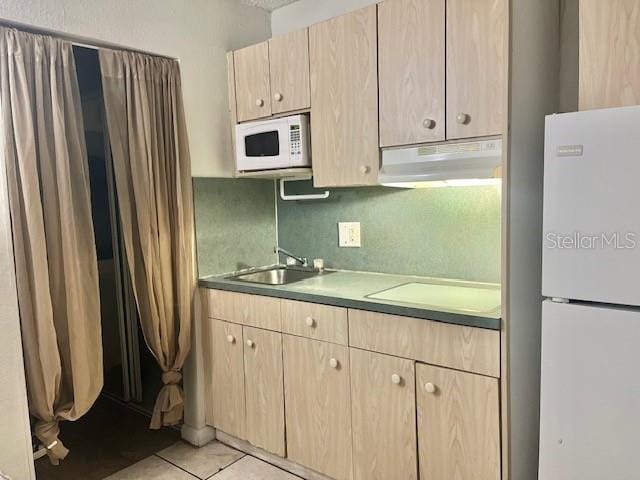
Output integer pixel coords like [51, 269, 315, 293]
[34, 46, 179, 480]
[74, 46, 165, 411]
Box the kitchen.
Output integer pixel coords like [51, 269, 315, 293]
[193, 2, 510, 480]
[0, 0, 638, 479]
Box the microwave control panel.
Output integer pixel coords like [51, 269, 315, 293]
[289, 124, 302, 157]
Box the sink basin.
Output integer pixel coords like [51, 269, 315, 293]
[228, 266, 331, 285]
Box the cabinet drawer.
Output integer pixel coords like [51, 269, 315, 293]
[207, 289, 237, 322]
[207, 289, 281, 331]
[348, 309, 500, 378]
[281, 299, 348, 345]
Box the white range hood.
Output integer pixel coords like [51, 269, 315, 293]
[378, 138, 502, 187]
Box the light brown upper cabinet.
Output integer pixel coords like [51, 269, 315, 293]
[233, 30, 311, 123]
[269, 29, 311, 115]
[209, 319, 246, 439]
[234, 41, 272, 122]
[242, 326, 285, 457]
[446, 0, 505, 139]
[417, 363, 501, 480]
[350, 349, 417, 480]
[283, 335, 352, 480]
[378, 0, 446, 147]
[579, 0, 640, 110]
[310, 6, 379, 187]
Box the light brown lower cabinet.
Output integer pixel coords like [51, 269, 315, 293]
[208, 319, 285, 457]
[416, 363, 501, 480]
[282, 334, 353, 480]
[205, 290, 502, 480]
[209, 319, 246, 440]
[242, 326, 285, 457]
[350, 348, 417, 480]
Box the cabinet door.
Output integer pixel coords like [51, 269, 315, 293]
[243, 326, 285, 457]
[417, 363, 501, 480]
[309, 6, 379, 187]
[269, 29, 311, 115]
[378, 0, 445, 147]
[446, 0, 505, 139]
[350, 349, 417, 480]
[580, 0, 640, 110]
[209, 319, 246, 439]
[283, 335, 352, 480]
[234, 41, 272, 122]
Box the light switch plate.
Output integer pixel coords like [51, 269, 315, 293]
[338, 222, 361, 247]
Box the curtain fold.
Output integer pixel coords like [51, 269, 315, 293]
[98, 49, 194, 429]
[0, 27, 103, 464]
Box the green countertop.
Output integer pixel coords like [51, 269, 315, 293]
[199, 268, 501, 330]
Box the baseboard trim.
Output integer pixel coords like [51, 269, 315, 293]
[215, 431, 333, 480]
[180, 424, 215, 447]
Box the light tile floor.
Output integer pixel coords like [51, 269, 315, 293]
[105, 440, 301, 480]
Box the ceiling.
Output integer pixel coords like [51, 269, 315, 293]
[241, 0, 300, 12]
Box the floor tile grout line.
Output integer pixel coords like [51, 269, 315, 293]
[211, 441, 304, 479]
[152, 454, 201, 479]
[152, 440, 304, 480]
[204, 453, 248, 479]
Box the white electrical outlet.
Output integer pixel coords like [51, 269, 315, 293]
[338, 222, 361, 247]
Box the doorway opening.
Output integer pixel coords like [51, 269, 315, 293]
[34, 46, 178, 480]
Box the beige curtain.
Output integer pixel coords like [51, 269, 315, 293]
[99, 49, 194, 429]
[0, 28, 103, 464]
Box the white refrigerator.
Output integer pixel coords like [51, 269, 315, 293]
[539, 106, 640, 479]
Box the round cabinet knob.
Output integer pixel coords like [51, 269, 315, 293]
[305, 316, 315, 327]
[422, 118, 436, 130]
[456, 113, 470, 125]
[425, 382, 437, 394]
[329, 358, 339, 369]
[226, 335, 235, 344]
[246, 339, 255, 348]
[274, 92, 283, 102]
[391, 373, 402, 385]
[256, 98, 264, 107]
[360, 165, 371, 174]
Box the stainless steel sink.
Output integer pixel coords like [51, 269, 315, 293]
[227, 266, 332, 285]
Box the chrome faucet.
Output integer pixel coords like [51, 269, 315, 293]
[275, 247, 308, 267]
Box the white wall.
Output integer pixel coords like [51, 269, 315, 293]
[271, 0, 376, 35]
[0, 0, 272, 177]
[559, 0, 579, 112]
[0, 117, 35, 478]
[506, 1, 560, 479]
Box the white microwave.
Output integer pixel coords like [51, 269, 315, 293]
[235, 114, 310, 172]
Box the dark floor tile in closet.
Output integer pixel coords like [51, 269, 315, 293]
[35, 396, 180, 480]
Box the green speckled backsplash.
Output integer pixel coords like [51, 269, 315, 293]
[277, 181, 501, 283]
[193, 178, 501, 283]
[193, 178, 277, 276]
